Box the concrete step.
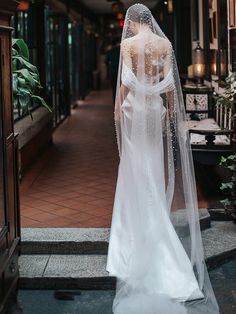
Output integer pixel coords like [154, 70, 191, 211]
[21, 209, 211, 255]
[19, 222, 236, 290]
[21, 228, 110, 255]
[19, 254, 115, 290]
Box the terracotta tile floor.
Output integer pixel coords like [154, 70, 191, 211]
[20, 89, 119, 227]
[20, 89, 219, 228]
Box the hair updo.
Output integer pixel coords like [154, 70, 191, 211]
[126, 3, 152, 26]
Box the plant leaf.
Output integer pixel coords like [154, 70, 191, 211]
[227, 165, 236, 171]
[220, 182, 234, 190]
[14, 68, 40, 89]
[12, 38, 29, 60]
[13, 55, 38, 74]
[227, 154, 236, 161]
[31, 95, 52, 112]
[220, 198, 231, 207]
[18, 94, 30, 111]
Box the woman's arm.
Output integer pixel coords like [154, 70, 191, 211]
[163, 43, 175, 120]
[114, 83, 129, 121]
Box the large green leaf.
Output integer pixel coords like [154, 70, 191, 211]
[31, 95, 52, 112]
[17, 87, 31, 96]
[13, 55, 38, 74]
[19, 94, 30, 111]
[17, 77, 27, 88]
[12, 47, 18, 57]
[14, 68, 39, 89]
[12, 38, 51, 119]
[12, 74, 18, 93]
[12, 38, 29, 60]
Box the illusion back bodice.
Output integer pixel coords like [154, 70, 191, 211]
[121, 31, 173, 86]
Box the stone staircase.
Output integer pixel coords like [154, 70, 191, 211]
[19, 228, 115, 290]
[19, 210, 236, 290]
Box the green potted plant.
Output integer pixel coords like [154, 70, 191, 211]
[219, 154, 236, 221]
[12, 38, 51, 118]
[216, 72, 236, 221]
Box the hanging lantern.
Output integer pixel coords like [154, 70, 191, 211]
[219, 49, 227, 77]
[193, 42, 205, 85]
[210, 49, 217, 76]
[17, 0, 30, 12]
[167, 0, 173, 14]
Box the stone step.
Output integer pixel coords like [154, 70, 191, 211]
[19, 222, 236, 290]
[21, 228, 110, 255]
[19, 254, 116, 290]
[21, 209, 211, 255]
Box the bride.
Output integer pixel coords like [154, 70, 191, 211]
[106, 4, 219, 314]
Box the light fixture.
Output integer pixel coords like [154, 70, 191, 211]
[219, 49, 227, 77]
[210, 49, 217, 76]
[210, 49, 227, 78]
[167, 0, 173, 13]
[17, 0, 30, 12]
[193, 42, 205, 86]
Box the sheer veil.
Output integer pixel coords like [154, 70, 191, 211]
[108, 3, 219, 314]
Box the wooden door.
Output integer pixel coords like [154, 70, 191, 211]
[0, 2, 20, 312]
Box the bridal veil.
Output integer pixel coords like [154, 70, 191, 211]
[106, 3, 219, 314]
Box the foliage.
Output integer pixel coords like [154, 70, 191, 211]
[215, 73, 236, 219]
[219, 154, 236, 217]
[215, 72, 236, 109]
[12, 38, 51, 118]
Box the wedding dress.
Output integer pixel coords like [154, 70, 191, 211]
[106, 4, 219, 314]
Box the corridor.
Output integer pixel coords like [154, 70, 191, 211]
[20, 90, 119, 228]
[20, 89, 219, 228]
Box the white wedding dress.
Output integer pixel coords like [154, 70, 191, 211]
[106, 4, 219, 314]
[106, 62, 204, 301]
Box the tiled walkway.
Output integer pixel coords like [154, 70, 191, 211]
[20, 90, 119, 227]
[20, 89, 219, 228]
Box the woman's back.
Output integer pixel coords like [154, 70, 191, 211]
[121, 31, 171, 83]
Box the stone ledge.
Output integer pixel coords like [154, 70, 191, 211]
[202, 221, 236, 260]
[21, 228, 110, 254]
[14, 107, 52, 149]
[21, 228, 110, 242]
[19, 254, 115, 290]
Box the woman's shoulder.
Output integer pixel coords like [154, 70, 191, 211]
[121, 38, 132, 49]
[121, 34, 172, 53]
[152, 34, 172, 50]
